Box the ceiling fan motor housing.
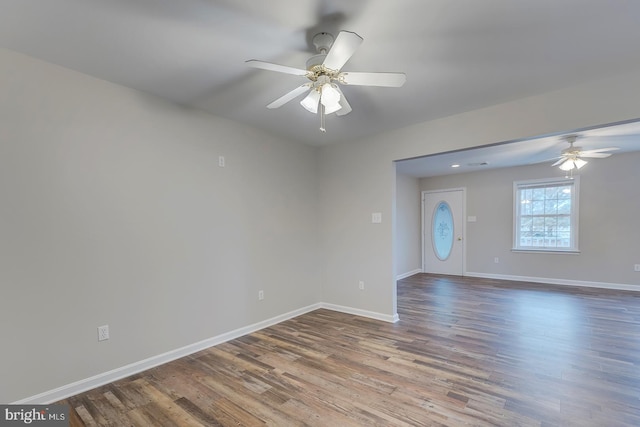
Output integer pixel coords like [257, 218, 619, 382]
[312, 32, 334, 54]
[562, 146, 582, 155]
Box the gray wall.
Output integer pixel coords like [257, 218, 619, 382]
[395, 173, 421, 278]
[420, 153, 640, 286]
[0, 48, 321, 403]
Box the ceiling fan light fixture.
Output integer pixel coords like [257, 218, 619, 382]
[321, 83, 340, 105]
[300, 89, 320, 113]
[559, 159, 575, 171]
[558, 156, 588, 171]
[574, 158, 588, 169]
[319, 83, 342, 114]
[323, 101, 342, 115]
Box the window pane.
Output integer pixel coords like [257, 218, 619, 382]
[557, 231, 571, 247]
[557, 199, 571, 214]
[545, 186, 559, 199]
[532, 188, 545, 200]
[557, 216, 570, 230]
[532, 201, 545, 214]
[559, 186, 571, 198]
[432, 201, 454, 260]
[545, 199, 558, 213]
[532, 216, 545, 231]
[545, 216, 557, 228]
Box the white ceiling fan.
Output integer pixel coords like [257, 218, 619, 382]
[551, 134, 619, 171]
[246, 31, 406, 132]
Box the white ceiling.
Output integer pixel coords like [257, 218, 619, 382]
[2, 0, 640, 154]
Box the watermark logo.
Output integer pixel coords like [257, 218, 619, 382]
[0, 405, 68, 426]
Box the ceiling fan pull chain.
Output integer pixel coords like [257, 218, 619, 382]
[320, 104, 326, 132]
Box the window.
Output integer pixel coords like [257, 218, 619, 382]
[513, 177, 579, 252]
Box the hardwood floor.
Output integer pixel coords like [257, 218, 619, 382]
[60, 274, 640, 426]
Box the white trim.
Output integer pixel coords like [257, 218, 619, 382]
[396, 268, 422, 280]
[465, 271, 639, 292]
[14, 302, 397, 404]
[320, 302, 400, 323]
[511, 249, 581, 255]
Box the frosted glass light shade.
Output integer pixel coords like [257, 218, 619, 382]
[321, 84, 340, 106]
[574, 158, 587, 169]
[300, 90, 320, 113]
[559, 159, 575, 171]
[559, 157, 588, 171]
[323, 100, 342, 114]
[320, 84, 342, 114]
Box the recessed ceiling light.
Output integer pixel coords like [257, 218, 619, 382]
[451, 164, 460, 168]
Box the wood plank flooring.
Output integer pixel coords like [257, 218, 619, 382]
[60, 274, 640, 426]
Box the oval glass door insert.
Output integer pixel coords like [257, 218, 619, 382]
[432, 201, 454, 260]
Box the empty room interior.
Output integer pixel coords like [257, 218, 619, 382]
[2, 1, 640, 425]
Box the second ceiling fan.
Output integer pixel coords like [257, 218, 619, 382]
[551, 135, 619, 171]
[246, 31, 406, 132]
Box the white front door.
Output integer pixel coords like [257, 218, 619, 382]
[423, 189, 465, 275]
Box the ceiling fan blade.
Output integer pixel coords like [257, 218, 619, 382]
[528, 156, 560, 165]
[334, 86, 352, 116]
[266, 84, 311, 109]
[339, 71, 407, 87]
[246, 59, 308, 76]
[579, 147, 619, 155]
[579, 152, 612, 158]
[322, 31, 363, 71]
[551, 158, 566, 166]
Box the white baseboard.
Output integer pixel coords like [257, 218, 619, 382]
[14, 302, 397, 404]
[14, 303, 322, 405]
[320, 302, 400, 323]
[396, 268, 422, 280]
[465, 272, 639, 292]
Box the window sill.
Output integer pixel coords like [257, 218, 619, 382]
[511, 248, 580, 255]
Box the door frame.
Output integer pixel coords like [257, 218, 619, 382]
[421, 187, 467, 275]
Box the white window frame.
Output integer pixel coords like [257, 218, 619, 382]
[512, 176, 580, 254]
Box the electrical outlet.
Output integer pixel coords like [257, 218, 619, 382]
[258, 290, 264, 300]
[358, 281, 365, 290]
[494, 257, 499, 263]
[98, 325, 109, 341]
[635, 264, 640, 272]
[218, 156, 226, 167]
